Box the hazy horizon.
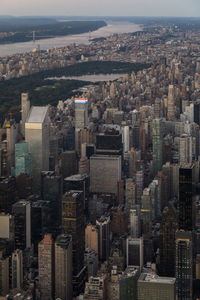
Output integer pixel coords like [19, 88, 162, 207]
[1, 0, 200, 18]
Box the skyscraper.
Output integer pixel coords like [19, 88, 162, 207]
[0, 252, 9, 297]
[175, 230, 193, 300]
[123, 126, 130, 155]
[179, 134, 194, 164]
[179, 164, 194, 231]
[21, 93, 30, 137]
[62, 191, 86, 295]
[96, 215, 111, 262]
[159, 204, 178, 277]
[90, 155, 121, 195]
[167, 84, 176, 121]
[38, 234, 54, 300]
[12, 249, 23, 290]
[126, 236, 143, 270]
[55, 234, 72, 300]
[137, 272, 176, 300]
[0, 176, 16, 214]
[152, 119, 163, 176]
[15, 142, 32, 177]
[25, 106, 50, 191]
[84, 275, 106, 300]
[41, 171, 62, 231]
[12, 200, 31, 250]
[75, 98, 88, 151]
[75, 98, 88, 129]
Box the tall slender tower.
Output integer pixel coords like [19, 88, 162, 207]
[55, 234, 72, 300]
[25, 106, 50, 191]
[179, 164, 194, 231]
[175, 231, 193, 300]
[167, 85, 176, 120]
[152, 119, 163, 176]
[75, 98, 88, 151]
[12, 249, 23, 290]
[21, 93, 30, 137]
[159, 204, 178, 277]
[62, 191, 86, 296]
[38, 234, 54, 300]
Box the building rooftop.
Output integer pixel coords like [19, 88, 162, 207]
[26, 106, 48, 123]
[138, 273, 176, 284]
[56, 234, 72, 249]
[64, 173, 89, 181]
[122, 266, 139, 278]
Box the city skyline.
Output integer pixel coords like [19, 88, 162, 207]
[1, 0, 200, 17]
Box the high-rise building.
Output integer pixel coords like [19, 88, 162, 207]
[31, 200, 53, 252]
[96, 132, 122, 156]
[38, 234, 54, 300]
[119, 266, 140, 300]
[75, 98, 88, 129]
[130, 207, 141, 238]
[0, 214, 14, 239]
[129, 148, 136, 177]
[137, 272, 176, 300]
[64, 173, 89, 210]
[25, 106, 50, 191]
[75, 98, 88, 151]
[135, 170, 144, 204]
[0, 176, 16, 214]
[152, 119, 163, 176]
[15, 142, 32, 177]
[41, 171, 62, 231]
[175, 230, 194, 300]
[60, 150, 77, 179]
[179, 164, 194, 231]
[55, 234, 72, 300]
[85, 224, 98, 254]
[12, 249, 23, 290]
[194, 100, 200, 126]
[96, 215, 111, 262]
[125, 179, 136, 213]
[62, 191, 86, 295]
[179, 134, 194, 163]
[21, 93, 30, 137]
[84, 275, 106, 300]
[12, 200, 31, 250]
[0, 252, 9, 297]
[167, 84, 176, 121]
[159, 204, 178, 277]
[90, 155, 121, 195]
[123, 126, 130, 155]
[126, 236, 143, 270]
[85, 248, 98, 278]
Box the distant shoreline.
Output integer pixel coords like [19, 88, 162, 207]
[0, 21, 141, 57]
[0, 20, 107, 45]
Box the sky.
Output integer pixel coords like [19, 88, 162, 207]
[1, 0, 200, 17]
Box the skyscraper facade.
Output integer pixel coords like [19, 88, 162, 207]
[25, 106, 50, 191]
[55, 234, 72, 300]
[38, 234, 54, 300]
[175, 231, 193, 300]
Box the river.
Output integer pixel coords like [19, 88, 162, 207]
[0, 21, 141, 57]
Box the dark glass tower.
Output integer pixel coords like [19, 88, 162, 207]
[62, 190, 86, 296]
[179, 164, 194, 231]
[159, 203, 178, 277]
[175, 230, 193, 300]
[41, 171, 62, 232]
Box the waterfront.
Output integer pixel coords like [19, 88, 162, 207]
[0, 21, 141, 57]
